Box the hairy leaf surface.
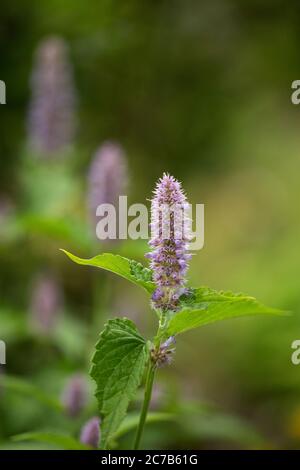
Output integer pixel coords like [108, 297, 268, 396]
[167, 287, 286, 336]
[90, 318, 148, 448]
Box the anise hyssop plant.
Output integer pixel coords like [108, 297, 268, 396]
[62, 173, 284, 449]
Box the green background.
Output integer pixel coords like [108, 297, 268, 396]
[0, 0, 300, 449]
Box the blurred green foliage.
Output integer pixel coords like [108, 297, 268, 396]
[1, 0, 300, 449]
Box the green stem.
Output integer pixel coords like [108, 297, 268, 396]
[133, 360, 156, 450]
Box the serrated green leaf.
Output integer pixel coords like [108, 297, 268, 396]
[61, 250, 155, 293]
[166, 287, 286, 336]
[90, 318, 149, 449]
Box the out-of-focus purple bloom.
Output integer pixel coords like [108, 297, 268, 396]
[61, 374, 87, 417]
[80, 417, 100, 448]
[87, 141, 128, 232]
[28, 36, 76, 155]
[29, 273, 63, 333]
[146, 173, 191, 311]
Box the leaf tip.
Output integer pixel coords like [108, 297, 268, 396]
[60, 248, 69, 256]
[60, 249, 78, 264]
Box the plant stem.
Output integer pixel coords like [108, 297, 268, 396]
[133, 360, 156, 450]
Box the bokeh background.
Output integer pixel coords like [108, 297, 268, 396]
[1, 0, 300, 449]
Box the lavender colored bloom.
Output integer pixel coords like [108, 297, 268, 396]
[61, 374, 87, 417]
[80, 417, 100, 449]
[146, 173, 191, 311]
[29, 273, 63, 333]
[28, 36, 76, 155]
[160, 336, 176, 351]
[87, 141, 128, 232]
[151, 336, 176, 368]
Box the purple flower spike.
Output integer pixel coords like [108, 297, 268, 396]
[28, 36, 77, 155]
[80, 417, 100, 449]
[146, 173, 191, 311]
[61, 374, 87, 417]
[29, 273, 63, 334]
[87, 141, 128, 233]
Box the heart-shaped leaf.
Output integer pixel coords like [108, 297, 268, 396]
[61, 250, 154, 293]
[90, 318, 149, 449]
[166, 287, 287, 336]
